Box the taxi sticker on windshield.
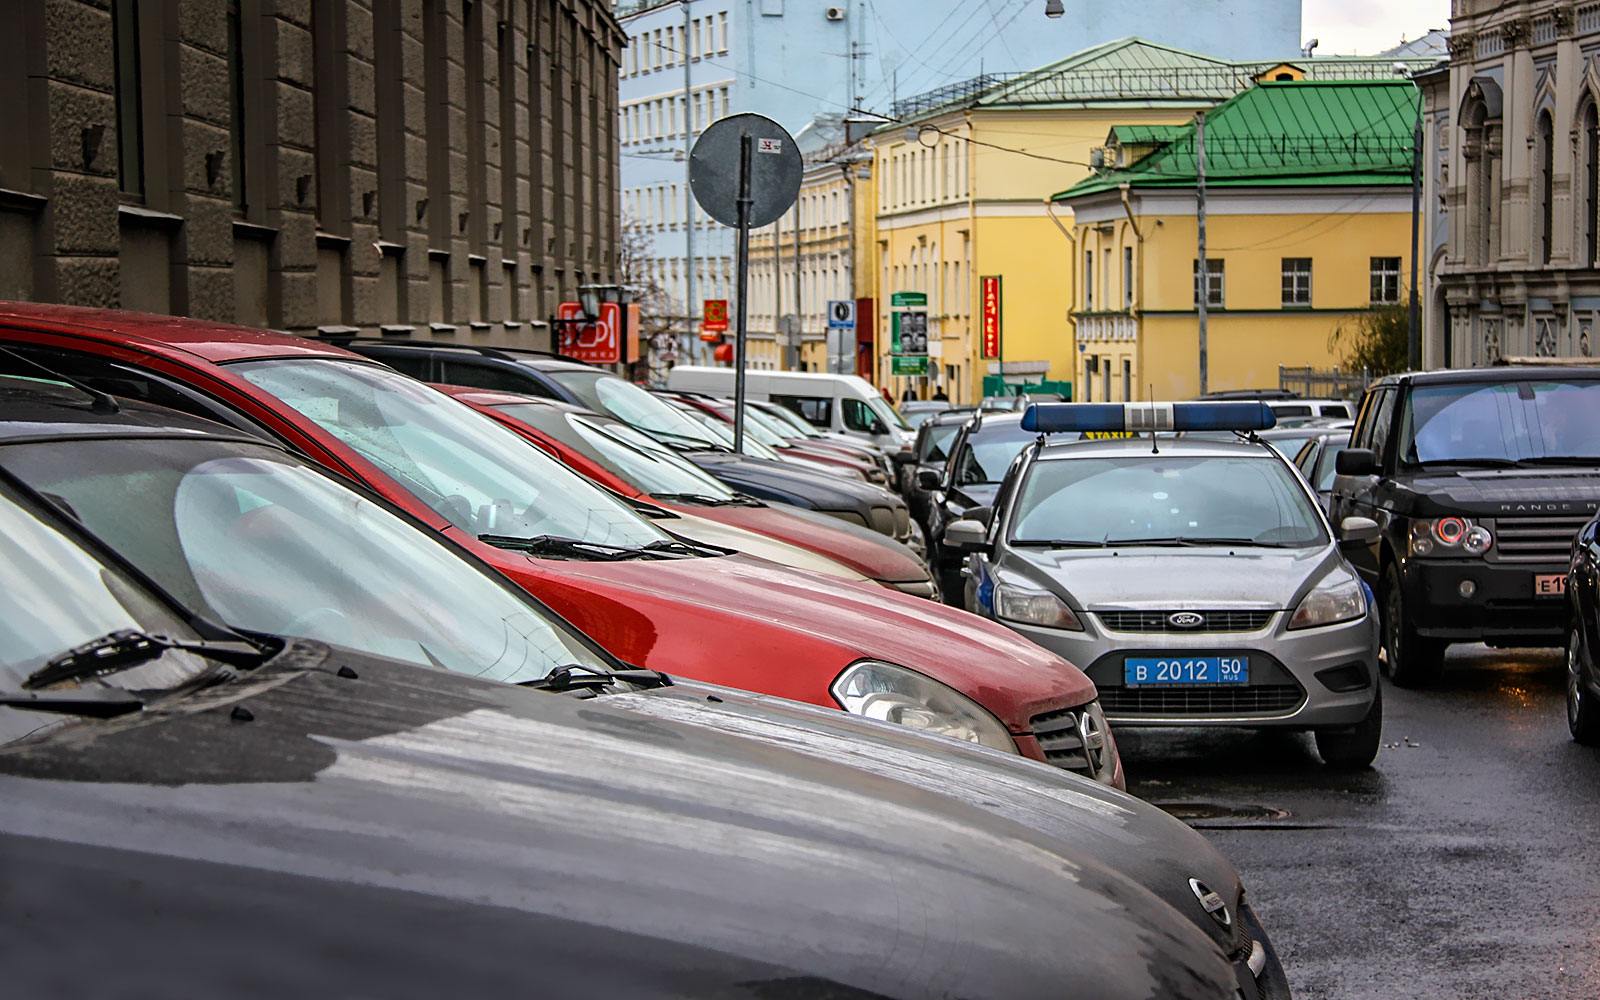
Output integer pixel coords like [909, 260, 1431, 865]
[1078, 431, 1137, 440]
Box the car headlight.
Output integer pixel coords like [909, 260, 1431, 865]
[1409, 517, 1492, 557]
[1288, 574, 1367, 630]
[830, 660, 1018, 753]
[995, 584, 1084, 631]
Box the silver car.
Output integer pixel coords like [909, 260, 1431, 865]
[947, 403, 1383, 768]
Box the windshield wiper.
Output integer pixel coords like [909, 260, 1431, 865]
[649, 492, 742, 507]
[1103, 536, 1282, 548]
[519, 663, 673, 693]
[647, 430, 731, 453]
[479, 534, 649, 561]
[1511, 456, 1600, 467]
[0, 687, 146, 718]
[24, 629, 265, 690]
[1012, 539, 1111, 548]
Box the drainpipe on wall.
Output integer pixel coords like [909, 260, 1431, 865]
[1044, 196, 1078, 397]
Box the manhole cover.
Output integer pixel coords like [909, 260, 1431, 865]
[1154, 802, 1292, 826]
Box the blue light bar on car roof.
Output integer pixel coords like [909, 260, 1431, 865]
[1020, 402, 1277, 434]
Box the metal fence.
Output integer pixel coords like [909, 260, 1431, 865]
[1278, 365, 1374, 400]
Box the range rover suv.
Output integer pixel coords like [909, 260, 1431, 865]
[1329, 367, 1600, 685]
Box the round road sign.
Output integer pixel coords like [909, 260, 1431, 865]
[689, 113, 802, 229]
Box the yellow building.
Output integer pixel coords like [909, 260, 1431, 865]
[746, 119, 874, 374]
[1055, 79, 1421, 400]
[868, 40, 1247, 404]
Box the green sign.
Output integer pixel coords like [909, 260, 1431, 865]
[890, 291, 927, 308]
[891, 355, 929, 376]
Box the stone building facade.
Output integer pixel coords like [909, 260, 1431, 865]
[0, 0, 622, 344]
[1428, 1, 1600, 365]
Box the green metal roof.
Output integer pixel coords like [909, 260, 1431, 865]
[1055, 80, 1419, 200]
[1108, 124, 1187, 146]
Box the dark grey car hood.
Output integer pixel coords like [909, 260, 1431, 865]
[0, 642, 1241, 999]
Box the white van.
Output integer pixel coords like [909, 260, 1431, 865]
[665, 367, 915, 449]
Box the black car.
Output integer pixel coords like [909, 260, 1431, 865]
[1329, 366, 1600, 685]
[924, 412, 1038, 604]
[903, 407, 975, 517]
[0, 379, 1285, 998]
[1566, 512, 1600, 744]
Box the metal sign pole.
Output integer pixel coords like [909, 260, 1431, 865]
[733, 132, 754, 455]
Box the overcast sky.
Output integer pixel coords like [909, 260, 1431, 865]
[1302, 0, 1453, 55]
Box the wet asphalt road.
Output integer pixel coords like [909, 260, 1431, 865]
[1117, 643, 1600, 1000]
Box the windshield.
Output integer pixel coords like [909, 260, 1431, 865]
[1265, 434, 1318, 459]
[232, 360, 670, 549]
[677, 406, 786, 460]
[543, 368, 727, 450]
[0, 439, 611, 684]
[759, 403, 822, 438]
[0, 486, 211, 740]
[709, 404, 791, 448]
[954, 423, 1034, 485]
[535, 408, 744, 501]
[1012, 455, 1328, 547]
[1400, 379, 1600, 465]
[920, 423, 964, 464]
[867, 395, 912, 432]
[1313, 443, 1344, 490]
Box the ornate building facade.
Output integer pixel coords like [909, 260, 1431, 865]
[1428, 1, 1600, 365]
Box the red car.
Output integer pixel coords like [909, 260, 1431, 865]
[436, 386, 937, 598]
[0, 303, 1120, 786]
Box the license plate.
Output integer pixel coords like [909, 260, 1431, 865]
[1124, 657, 1249, 686]
[1535, 574, 1568, 597]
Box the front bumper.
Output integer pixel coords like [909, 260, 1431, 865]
[1401, 557, 1569, 643]
[1004, 610, 1379, 728]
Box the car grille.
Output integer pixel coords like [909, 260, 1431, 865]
[1488, 515, 1591, 564]
[1096, 610, 1277, 633]
[1100, 685, 1304, 716]
[1029, 703, 1111, 781]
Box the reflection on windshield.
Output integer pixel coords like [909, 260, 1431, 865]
[1012, 456, 1327, 547]
[868, 395, 912, 432]
[0, 440, 611, 684]
[1401, 380, 1600, 464]
[546, 369, 725, 449]
[539, 409, 742, 501]
[760, 404, 821, 438]
[232, 359, 668, 548]
[0, 488, 205, 694]
[956, 427, 1034, 485]
[679, 406, 785, 460]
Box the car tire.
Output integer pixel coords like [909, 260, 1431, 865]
[1380, 564, 1445, 687]
[1567, 627, 1600, 745]
[1314, 682, 1382, 768]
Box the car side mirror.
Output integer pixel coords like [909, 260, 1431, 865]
[1335, 448, 1377, 476]
[943, 518, 989, 553]
[967, 505, 993, 528]
[1338, 516, 1380, 549]
[917, 469, 941, 490]
[870, 419, 888, 435]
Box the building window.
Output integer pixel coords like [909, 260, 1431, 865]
[1192, 259, 1224, 307]
[1121, 359, 1131, 401]
[1370, 257, 1401, 304]
[112, 0, 144, 197]
[1123, 247, 1133, 308]
[1586, 102, 1600, 267]
[1537, 110, 1554, 265]
[227, 0, 247, 211]
[1281, 258, 1312, 307]
[718, 12, 729, 52]
[1083, 355, 1096, 402]
[1084, 250, 1094, 310]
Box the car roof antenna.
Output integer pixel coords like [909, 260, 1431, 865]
[0, 346, 120, 414]
[1149, 384, 1160, 454]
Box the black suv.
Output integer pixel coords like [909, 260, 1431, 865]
[333, 338, 591, 399]
[1329, 366, 1600, 685]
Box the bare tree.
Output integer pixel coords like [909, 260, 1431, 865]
[619, 216, 678, 383]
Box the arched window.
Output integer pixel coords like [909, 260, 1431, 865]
[1584, 101, 1599, 266]
[1537, 110, 1554, 264]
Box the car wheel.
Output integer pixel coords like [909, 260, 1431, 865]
[1380, 564, 1444, 687]
[1314, 683, 1382, 768]
[1567, 627, 1600, 745]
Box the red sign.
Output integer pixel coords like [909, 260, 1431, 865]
[703, 299, 729, 333]
[981, 276, 1002, 360]
[556, 301, 621, 364]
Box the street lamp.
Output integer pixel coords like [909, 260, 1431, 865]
[1044, 0, 1064, 18]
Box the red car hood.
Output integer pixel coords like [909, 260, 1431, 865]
[473, 541, 1095, 733]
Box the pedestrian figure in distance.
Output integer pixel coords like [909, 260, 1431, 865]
[932, 387, 949, 401]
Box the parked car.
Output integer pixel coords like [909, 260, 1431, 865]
[660, 390, 888, 483]
[1194, 390, 1355, 421]
[0, 432, 1286, 999]
[0, 307, 1110, 782]
[437, 387, 938, 598]
[1183, 424, 1350, 461]
[978, 392, 1066, 412]
[1291, 430, 1354, 512]
[1566, 511, 1600, 744]
[951, 402, 1383, 768]
[666, 365, 916, 450]
[904, 407, 976, 517]
[1329, 366, 1600, 685]
[899, 398, 959, 429]
[924, 411, 1039, 604]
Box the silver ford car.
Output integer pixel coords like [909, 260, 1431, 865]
[948, 402, 1383, 768]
